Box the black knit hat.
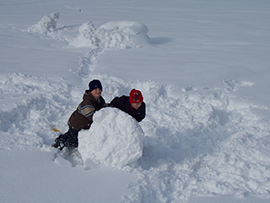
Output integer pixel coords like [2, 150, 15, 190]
[89, 80, 102, 92]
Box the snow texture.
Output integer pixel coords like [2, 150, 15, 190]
[69, 21, 149, 49]
[79, 108, 144, 169]
[27, 12, 60, 34]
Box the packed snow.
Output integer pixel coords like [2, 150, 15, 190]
[1, 0, 270, 203]
[79, 108, 144, 169]
[69, 21, 149, 49]
[27, 12, 60, 34]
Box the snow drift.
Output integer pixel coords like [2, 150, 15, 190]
[78, 108, 144, 169]
[69, 21, 150, 49]
[27, 12, 60, 34]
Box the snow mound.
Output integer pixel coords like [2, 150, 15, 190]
[99, 21, 149, 35]
[78, 107, 144, 168]
[69, 21, 149, 49]
[28, 12, 60, 34]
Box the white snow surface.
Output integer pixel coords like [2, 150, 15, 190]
[1, 0, 270, 203]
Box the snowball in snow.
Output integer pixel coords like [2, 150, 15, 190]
[78, 108, 144, 169]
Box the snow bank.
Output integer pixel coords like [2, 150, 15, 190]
[27, 12, 60, 34]
[78, 108, 144, 169]
[69, 21, 150, 49]
[99, 21, 149, 35]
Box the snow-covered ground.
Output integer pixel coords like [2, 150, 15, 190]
[1, 0, 270, 202]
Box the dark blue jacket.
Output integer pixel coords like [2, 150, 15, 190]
[109, 96, 145, 122]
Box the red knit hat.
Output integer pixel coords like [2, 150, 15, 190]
[129, 89, 143, 103]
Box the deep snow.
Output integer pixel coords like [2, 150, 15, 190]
[1, 0, 270, 202]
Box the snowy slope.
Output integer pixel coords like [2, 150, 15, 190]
[1, 0, 270, 202]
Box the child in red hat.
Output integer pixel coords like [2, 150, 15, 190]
[109, 89, 145, 122]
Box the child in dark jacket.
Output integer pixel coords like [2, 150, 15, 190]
[109, 89, 145, 122]
[52, 79, 105, 150]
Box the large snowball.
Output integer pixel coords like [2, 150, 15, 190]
[78, 108, 144, 169]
